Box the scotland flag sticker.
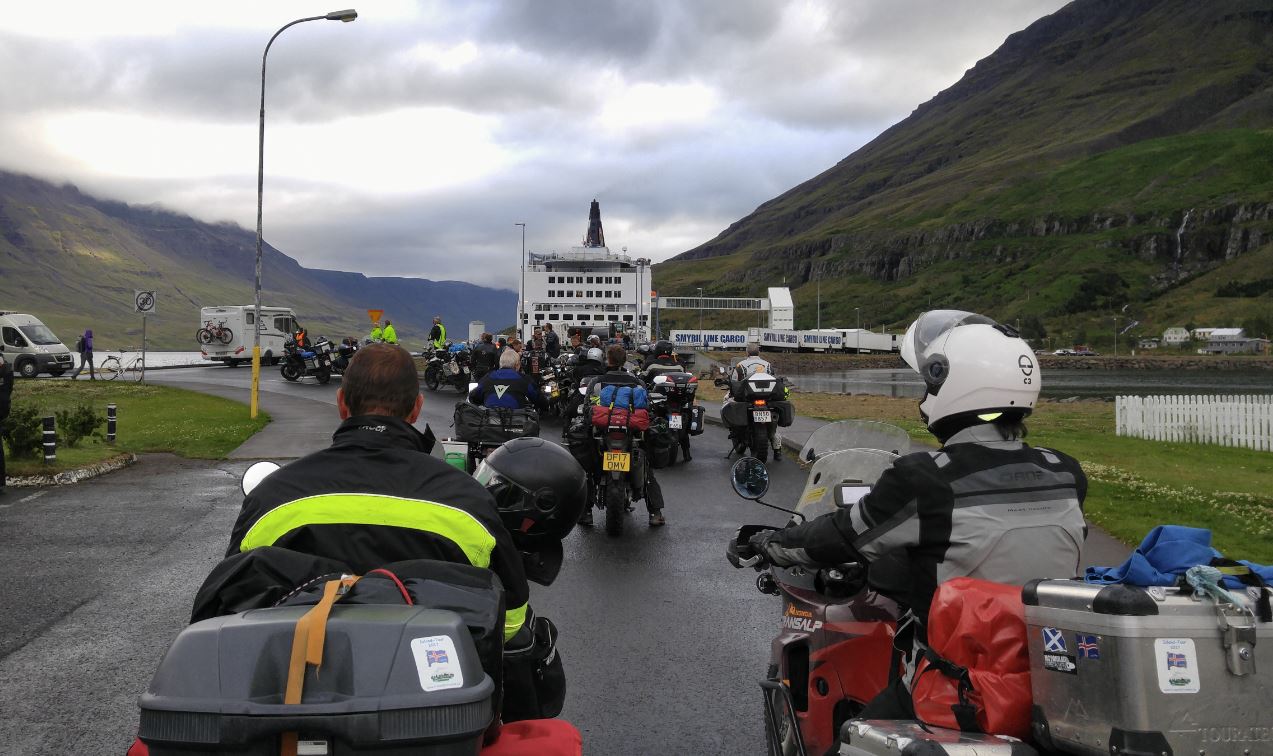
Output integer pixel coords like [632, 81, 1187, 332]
[1042, 627, 1067, 653]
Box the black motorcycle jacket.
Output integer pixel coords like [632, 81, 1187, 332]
[761, 423, 1087, 631]
[226, 415, 531, 640]
[0, 356, 12, 418]
[471, 342, 499, 376]
[640, 354, 682, 380]
[469, 368, 547, 411]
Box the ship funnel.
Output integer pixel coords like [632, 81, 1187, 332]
[584, 199, 606, 248]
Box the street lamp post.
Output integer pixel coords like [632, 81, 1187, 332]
[251, 9, 357, 419]
[855, 306, 861, 353]
[515, 222, 526, 340]
[697, 287, 704, 349]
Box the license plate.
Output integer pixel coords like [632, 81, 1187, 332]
[668, 414, 683, 430]
[602, 451, 631, 472]
[752, 410, 772, 423]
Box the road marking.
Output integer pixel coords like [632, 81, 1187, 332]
[19, 491, 48, 504]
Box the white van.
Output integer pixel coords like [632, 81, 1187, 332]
[0, 312, 76, 378]
[198, 305, 298, 367]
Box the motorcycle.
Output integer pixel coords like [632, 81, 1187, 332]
[718, 370, 794, 462]
[537, 359, 563, 419]
[127, 460, 582, 756]
[726, 420, 907, 756]
[646, 370, 703, 466]
[331, 337, 359, 373]
[450, 390, 542, 473]
[424, 342, 471, 393]
[279, 337, 335, 384]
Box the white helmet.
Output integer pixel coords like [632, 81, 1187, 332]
[900, 310, 1039, 433]
[586, 347, 604, 363]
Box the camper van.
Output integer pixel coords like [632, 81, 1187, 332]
[199, 305, 298, 367]
[0, 312, 75, 378]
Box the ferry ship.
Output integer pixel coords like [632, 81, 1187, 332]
[517, 200, 653, 341]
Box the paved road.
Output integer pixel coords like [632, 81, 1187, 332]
[0, 365, 1129, 755]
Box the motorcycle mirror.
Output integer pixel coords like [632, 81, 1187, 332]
[241, 461, 281, 495]
[520, 541, 564, 586]
[730, 457, 770, 500]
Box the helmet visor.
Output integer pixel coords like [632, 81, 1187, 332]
[474, 461, 534, 513]
[901, 310, 1000, 371]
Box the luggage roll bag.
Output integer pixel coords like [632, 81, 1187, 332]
[1022, 577, 1273, 756]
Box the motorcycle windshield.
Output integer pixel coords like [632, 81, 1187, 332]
[794, 448, 899, 520]
[798, 420, 913, 464]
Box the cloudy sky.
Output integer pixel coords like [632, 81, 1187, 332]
[1, 0, 1069, 290]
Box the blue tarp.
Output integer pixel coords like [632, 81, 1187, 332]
[1085, 525, 1273, 590]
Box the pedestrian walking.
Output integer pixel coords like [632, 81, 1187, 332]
[0, 348, 12, 495]
[71, 328, 95, 380]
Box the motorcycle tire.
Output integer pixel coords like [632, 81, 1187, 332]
[604, 482, 626, 537]
[763, 688, 799, 756]
[750, 423, 770, 462]
[280, 363, 300, 382]
[424, 366, 441, 392]
[196, 328, 213, 345]
[315, 367, 332, 385]
[216, 327, 234, 345]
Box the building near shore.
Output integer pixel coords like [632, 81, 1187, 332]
[1161, 327, 1190, 346]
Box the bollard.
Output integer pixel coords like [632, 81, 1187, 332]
[107, 403, 117, 443]
[43, 415, 56, 464]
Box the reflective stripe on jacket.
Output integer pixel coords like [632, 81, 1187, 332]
[226, 415, 530, 640]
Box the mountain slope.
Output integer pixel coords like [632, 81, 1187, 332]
[655, 0, 1273, 346]
[0, 171, 514, 349]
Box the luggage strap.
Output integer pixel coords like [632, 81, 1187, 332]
[917, 646, 982, 733]
[1210, 557, 1272, 623]
[280, 574, 361, 756]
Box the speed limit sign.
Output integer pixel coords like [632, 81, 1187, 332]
[134, 290, 157, 315]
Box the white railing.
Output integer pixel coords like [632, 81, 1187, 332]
[1116, 395, 1273, 452]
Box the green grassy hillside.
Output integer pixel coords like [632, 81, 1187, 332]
[656, 1, 1273, 344]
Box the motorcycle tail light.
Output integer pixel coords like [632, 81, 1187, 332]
[754, 399, 768, 406]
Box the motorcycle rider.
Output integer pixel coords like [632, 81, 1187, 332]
[224, 343, 535, 642]
[471, 332, 500, 381]
[723, 343, 783, 459]
[640, 340, 683, 381]
[588, 345, 666, 527]
[369, 321, 382, 343]
[292, 323, 311, 350]
[429, 316, 447, 350]
[381, 319, 398, 345]
[469, 349, 548, 412]
[544, 323, 561, 359]
[0, 348, 11, 497]
[748, 310, 1088, 718]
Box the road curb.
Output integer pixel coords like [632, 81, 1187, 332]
[4, 452, 138, 488]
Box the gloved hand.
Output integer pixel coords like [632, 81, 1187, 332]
[749, 529, 807, 568]
[748, 530, 778, 566]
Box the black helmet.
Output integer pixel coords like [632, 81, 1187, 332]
[475, 437, 586, 548]
[654, 340, 674, 356]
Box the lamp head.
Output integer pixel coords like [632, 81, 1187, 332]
[325, 8, 358, 21]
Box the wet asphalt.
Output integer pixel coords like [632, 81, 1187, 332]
[0, 365, 1129, 755]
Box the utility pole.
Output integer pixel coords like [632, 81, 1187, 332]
[816, 278, 821, 331]
[855, 307, 861, 353]
[697, 287, 705, 349]
[1114, 316, 1119, 357]
[515, 222, 526, 340]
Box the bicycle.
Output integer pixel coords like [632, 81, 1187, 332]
[196, 319, 234, 345]
[98, 349, 147, 381]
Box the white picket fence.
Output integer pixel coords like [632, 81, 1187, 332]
[1116, 395, 1273, 452]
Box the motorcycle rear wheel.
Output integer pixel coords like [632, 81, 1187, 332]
[750, 423, 770, 462]
[604, 481, 626, 537]
[280, 364, 300, 382]
[424, 366, 440, 391]
[315, 367, 332, 385]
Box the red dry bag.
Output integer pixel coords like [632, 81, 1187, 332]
[910, 577, 1032, 740]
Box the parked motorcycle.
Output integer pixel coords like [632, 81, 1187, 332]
[646, 371, 704, 466]
[726, 421, 906, 756]
[331, 337, 359, 373]
[537, 359, 563, 419]
[718, 370, 794, 462]
[279, 337, 334, 384]
[451, 395, 542, 472]
[424, 342, 471, 393]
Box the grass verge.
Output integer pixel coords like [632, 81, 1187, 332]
[702, 385, 1273, 562]
[4, 380, 269, 477]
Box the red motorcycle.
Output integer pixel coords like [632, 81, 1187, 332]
[726, 421, 909, 756]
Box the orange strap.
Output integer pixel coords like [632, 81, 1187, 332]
[281, 575, 360, 756]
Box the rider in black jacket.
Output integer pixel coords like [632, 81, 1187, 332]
[225, 344, 532, 641]
[471, 332, 500, 381]
[588, 345, 666, 527]
[750, 311, 1087, 718]
[0, 349, 11, 496]
[469, 349, 547, 411]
